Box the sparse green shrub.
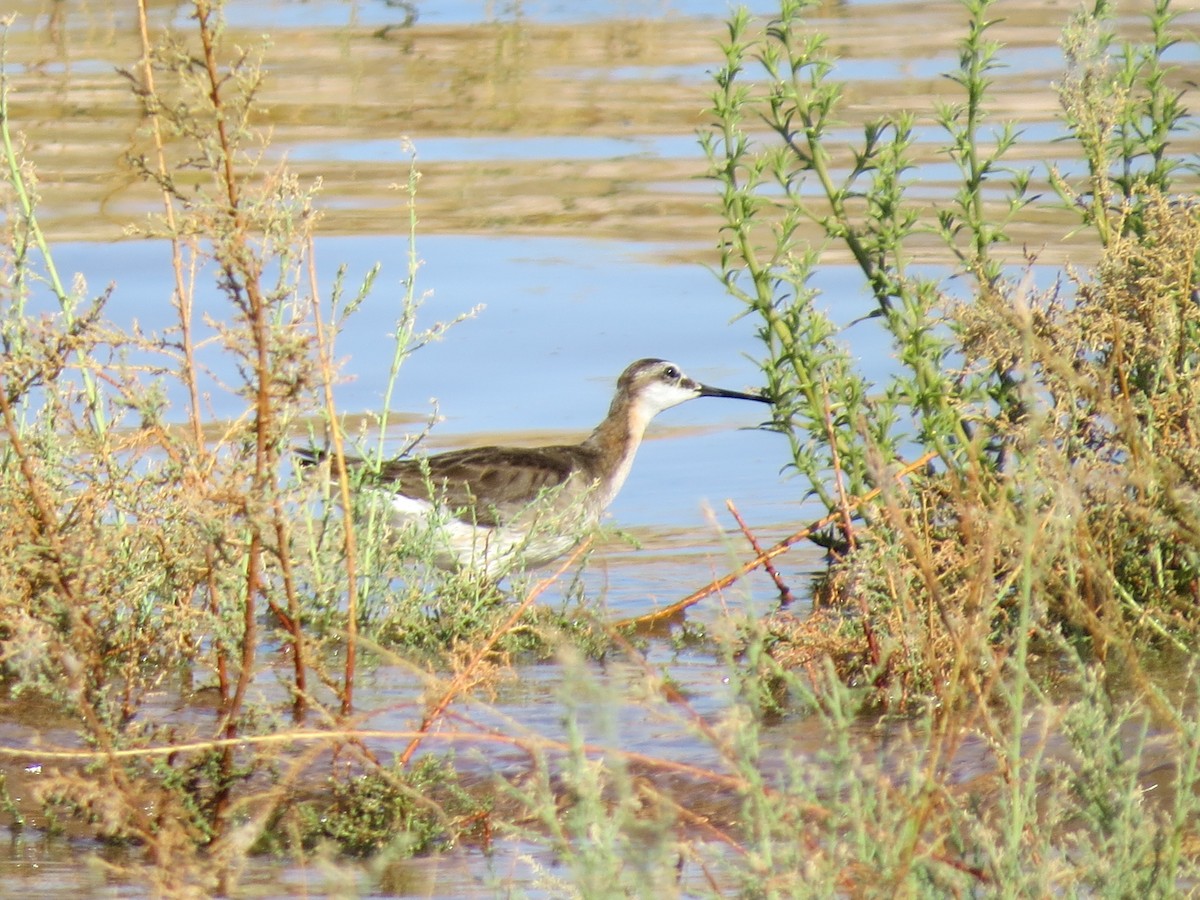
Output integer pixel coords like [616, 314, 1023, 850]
[0, 0, 484, 891]
[706, 0, 1200, 702]
[284, 755, 487, 858]
[700, 0, 1200, 888]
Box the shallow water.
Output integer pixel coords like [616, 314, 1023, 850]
[3, 0, 1200, 894]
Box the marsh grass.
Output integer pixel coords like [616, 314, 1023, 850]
[1, 0, 1200, 896]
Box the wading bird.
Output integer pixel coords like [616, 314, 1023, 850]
[297, 358, 771, 579]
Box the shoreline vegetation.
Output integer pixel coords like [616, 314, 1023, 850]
[1, 0, 1199, 895]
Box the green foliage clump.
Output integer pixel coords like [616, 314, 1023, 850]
[286, 755, 488, 858]
[705, 0, 1200, 701]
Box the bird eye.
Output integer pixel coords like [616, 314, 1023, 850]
[663, 365, 680, 380]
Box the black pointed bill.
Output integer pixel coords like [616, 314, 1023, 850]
[696, 382, 772, 403]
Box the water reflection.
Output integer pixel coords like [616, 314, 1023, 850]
[8, 0, 1194, 247]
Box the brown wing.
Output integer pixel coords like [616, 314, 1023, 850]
[376, 445, 596, 527]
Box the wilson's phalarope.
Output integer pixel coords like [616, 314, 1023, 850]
[298, 358, 770, 578]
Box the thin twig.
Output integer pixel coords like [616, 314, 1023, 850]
[305, 242, 359, 719]
[397, 539, 592, 767]
[135, 0, 238, 731]
[0, 724, 748, 794]
[612, 451, 936, 629]
[727, 498, 794, 604]
[820, 375, 857, 552]
[191, 1, 264, 738]
[0, 25, 105, 431]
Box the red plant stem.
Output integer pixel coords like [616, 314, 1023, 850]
[613, 451, 936, 629]
[821, 377, 857, 552]
[727, 498, 794, 604]
[397, 540, 591, 767]
[194, 0, 266, 736]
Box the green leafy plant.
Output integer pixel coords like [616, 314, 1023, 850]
[706, 0, 1200, 696]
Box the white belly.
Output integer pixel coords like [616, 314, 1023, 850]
[388, 493, 587, 580]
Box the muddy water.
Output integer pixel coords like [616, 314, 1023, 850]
[3, 0, 1200, 895]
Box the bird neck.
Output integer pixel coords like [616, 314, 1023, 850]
[581, 394, 651, 501]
